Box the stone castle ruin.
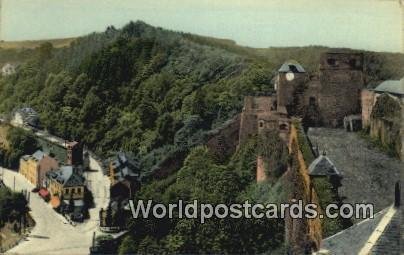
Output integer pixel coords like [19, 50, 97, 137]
[239, 50, 366, 150]
[235, 50, 367, 253]
[275, 50, 365, 128]
[238, 50, 367, 183]
[154, 49, 380, 253]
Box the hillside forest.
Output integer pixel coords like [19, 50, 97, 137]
[0, 21, 403, 253]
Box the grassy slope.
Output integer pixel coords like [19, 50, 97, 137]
[0, 38, 77, 67]
[0, 37, 76, 49]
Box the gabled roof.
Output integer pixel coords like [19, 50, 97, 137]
[47, 165, 85, 187]
[32, 150, 46, 161]
[308, 155, 341, 176]
[321, 206, 400, 254]
[278, 61, 306, 73]
[373, 78, 404, 96]
[111, 152, 140, 182]
[15, 107, 39, 126]
[64, 172, 85, 187]
[321, 207, 387, 254]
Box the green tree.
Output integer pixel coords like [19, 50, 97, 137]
[4, 128, 39, 168]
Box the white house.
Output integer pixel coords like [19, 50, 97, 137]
[1, 63, 16, 76]
[11, 107, 40, 127]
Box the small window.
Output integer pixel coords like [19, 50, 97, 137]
[349, 59, 358, 68]
[66, 189, 69, 194]
[309, 97, 316, 106]
[78, 188, 81, 194]
[279, 124, 288, 131]
[327, 58, 336, 66]
[288, 65, 298, 73]
[259, 121, 264, 128]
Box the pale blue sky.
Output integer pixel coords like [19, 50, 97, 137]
[1, 0, 402, 52]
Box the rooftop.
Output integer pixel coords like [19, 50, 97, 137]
[321, 207, 386, 254]
[320, 206, 401, 255]
[47, 165, 85, 187]
[22, 150, 49, 162]
[111, 152, 140, 182]
[32, 150, 46, 161]
[373, 78, 404, 96]
[278, 61, 306, 73]
[14, 107, 40, 126]
[308, 154, 341, 176]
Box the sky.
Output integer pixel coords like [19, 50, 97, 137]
[1, 0, 403, 52]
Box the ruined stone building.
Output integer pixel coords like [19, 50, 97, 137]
[239, 96, 290, 145]
[238, 96, 291, 182]
[237, 50, 366, 181]
[235, 50, 367, 252]
[361, 78, 404, 160]
[275, 51, 365, 127]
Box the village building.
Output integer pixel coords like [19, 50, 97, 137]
[109, 152, 140, 200]
[46, 165, 86, 201]
[11, 107, 40, 127]
[1, 63, 16, 76]
[19, 150, 59, 188]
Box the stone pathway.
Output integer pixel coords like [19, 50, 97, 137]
[308, 128, 403, 214]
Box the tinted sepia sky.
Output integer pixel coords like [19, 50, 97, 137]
[1, 0, 402, 52]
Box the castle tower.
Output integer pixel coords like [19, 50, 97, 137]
[275, 61, 308, 112]
[318, 50, 364, 127]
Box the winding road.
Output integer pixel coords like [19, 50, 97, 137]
[2, 156, 110, 255]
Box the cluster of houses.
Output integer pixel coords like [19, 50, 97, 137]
[19, 141, 88, 221]
[10, 105, 142, 227]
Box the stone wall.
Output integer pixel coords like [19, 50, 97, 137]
[361, 89, 376, 128]
[256, 156, 267, 182]
[239, 96, 275, 145]
[369, 93, 402, 160]
[285, 125, 323, 253]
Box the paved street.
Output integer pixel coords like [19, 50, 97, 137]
[308, 128, 403, 215]
[2, 156, 110, 255]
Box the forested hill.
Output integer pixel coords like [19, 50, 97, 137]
[1, 21, 403, 254]
[0, 21, 270, 155]
[0, 21, 402, 160]
[0, 21, 403, 163]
